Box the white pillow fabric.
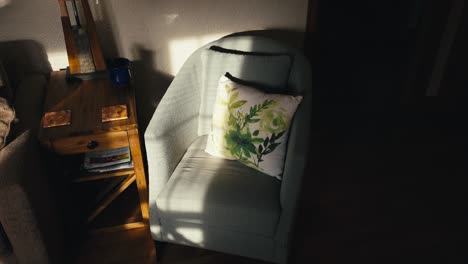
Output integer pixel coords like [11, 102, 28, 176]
[205, 75, 302, 179]
[198, 48, 292, 135]
[0, 97, 15, 150]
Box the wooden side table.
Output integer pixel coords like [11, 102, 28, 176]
[38, 70, 149, 233]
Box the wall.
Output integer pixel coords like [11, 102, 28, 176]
[0, 0, 67, 69]
[0, 0, 308, 74]
[0, 0, 308, 129]
[100, 0, 308, 75]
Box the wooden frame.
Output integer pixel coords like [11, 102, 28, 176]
[402, 0, 457, 99]
[57, 0, 106, 75]
[304, 0, 318, 60]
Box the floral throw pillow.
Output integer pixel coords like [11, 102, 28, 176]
[205, 74, 303, 179]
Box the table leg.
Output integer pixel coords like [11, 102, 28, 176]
[127, 128, 149, 224]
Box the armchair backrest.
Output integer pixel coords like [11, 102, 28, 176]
[186, 36, 311, 137]
[0, 40, 51, 93]
[178, 34, 312, 191]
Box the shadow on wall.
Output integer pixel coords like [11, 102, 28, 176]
[0, 40, 51, 88]
[89, 1, 174, 133]
[131, 45, 173, 134]
[92, 0, 119, 59]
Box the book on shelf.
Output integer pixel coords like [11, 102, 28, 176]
[83, 147, 131, 170]
[83, 161, 134, 173]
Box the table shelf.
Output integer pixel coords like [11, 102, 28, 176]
[73, 168, 135, 183]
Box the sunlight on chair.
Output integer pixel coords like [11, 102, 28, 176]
[46, 50, 69, 71]
[161, 152, 224, 215]
[170, 227, 204, 244]
[167, 33, 228, 75]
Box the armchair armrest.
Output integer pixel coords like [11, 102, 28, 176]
[0, 131, 63, 264]
[144, 61, 201, 200]
[275, 96, 312, 242]
[274, 58, 313, 263]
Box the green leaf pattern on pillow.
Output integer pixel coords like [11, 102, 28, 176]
[205, 75, 302, 178]
[221, 84, 288, 170]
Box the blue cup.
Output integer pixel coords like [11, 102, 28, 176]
[109, 58, 130, 86]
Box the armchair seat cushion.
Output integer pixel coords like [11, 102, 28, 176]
[156, 135, 281, 237]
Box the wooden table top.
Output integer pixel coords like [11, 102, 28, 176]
[38, 71, 138, 141]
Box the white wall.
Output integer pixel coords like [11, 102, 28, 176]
[0, 0, 68, 69]
[0, 0, 308, 75]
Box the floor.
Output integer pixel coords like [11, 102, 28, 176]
[71, 227, 156, 264]
[156, 242, 269, 264]
[289, 102, 465, 264]
[68, 102, 464, 264]
[70, 226, 268, 264]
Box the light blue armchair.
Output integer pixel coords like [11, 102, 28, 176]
[144, 35, 312, 263]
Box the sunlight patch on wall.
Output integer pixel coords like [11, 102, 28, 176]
[47, 50, 69, 71]
[168, 33, 228, 75]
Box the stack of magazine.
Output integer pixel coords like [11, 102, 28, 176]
[82, 147, 133, 173]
